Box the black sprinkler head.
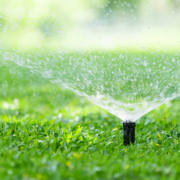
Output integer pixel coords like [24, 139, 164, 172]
[123, 121, 136, 146]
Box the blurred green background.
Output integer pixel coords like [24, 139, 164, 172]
[0, 0, 180, 51]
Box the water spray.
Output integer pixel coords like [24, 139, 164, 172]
[123, 121, 136, 146]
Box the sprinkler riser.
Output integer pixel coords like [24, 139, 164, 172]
[123, 121, 136, 146]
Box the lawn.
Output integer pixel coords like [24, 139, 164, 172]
[0, 54, 180, 180]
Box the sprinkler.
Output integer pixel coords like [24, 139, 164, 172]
[123, 121, 136, 146]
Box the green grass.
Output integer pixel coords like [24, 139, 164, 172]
[1, 56, 180, 180]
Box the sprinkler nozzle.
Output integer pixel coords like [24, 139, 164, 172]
[123, 121, 136, 146]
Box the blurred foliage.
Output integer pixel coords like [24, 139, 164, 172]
[0, 0, 179, 32]
[0, 0, 179, 50]
[170, 0, 180, 7]
[98, 0, 142, 15]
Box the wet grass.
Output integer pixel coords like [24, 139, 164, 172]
[0, 59, 180, 180]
